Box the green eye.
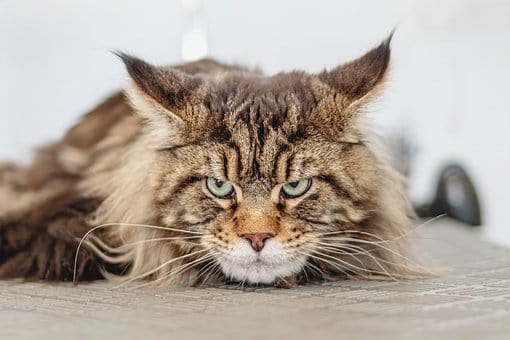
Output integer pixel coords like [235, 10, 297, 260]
[281, 178, 312, 198]
[206, 178, 235, 198]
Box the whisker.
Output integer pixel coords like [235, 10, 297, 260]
[236, 274, 248, 290]
[319, 241, 429, 271]
[315, 244, 366, 266]
[125, 253, 217, 290]
[112, 248, 209, 289]
[91, 235, 203, 254]
[297, 250, 349, 276]
[73, 222, 204, 283]
[320, 236, 423, 268]
[200, 263, 223, 287]
[196, 259, 223, 285]
[314, 244, 398, 280]
[308, 249, 401, 280]
[87, 235, 126, 254]
[303, 261, 325, 278]
[319, 214, 446, 241]
[161, 253, 217, 281]
[81, 240, 131, 264]
[276, 275, 292, 287]
[301, 265, 310, 282]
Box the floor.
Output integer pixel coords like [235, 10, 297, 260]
[1, 219, 509, 339]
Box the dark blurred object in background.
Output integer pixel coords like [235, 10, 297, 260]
[385, 132, 482, 227]
[415, 164, 482, 226]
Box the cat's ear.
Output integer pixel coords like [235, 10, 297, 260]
[116, 52, 205, 125]
[318, 33, 392, 108]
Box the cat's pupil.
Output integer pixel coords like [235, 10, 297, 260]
[289, 181, 299, 188]
[214, 179, 224, 187]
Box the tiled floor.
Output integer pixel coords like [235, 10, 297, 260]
[1, 219, 509, 339]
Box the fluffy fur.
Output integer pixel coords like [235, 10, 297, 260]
[0, 35, 431, 287]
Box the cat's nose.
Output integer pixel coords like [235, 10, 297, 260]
[239, 232, 274, 252]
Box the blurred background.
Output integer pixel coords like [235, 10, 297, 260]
[1, 0, 509, 245]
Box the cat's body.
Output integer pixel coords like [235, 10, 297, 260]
[0, 36, 429, 287]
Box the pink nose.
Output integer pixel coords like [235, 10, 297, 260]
[239, 232, 274, 252]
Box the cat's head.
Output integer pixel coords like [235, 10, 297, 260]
[117, 34, 420, 285]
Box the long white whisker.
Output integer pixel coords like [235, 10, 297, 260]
[159, 253, 217, 281]
[112, 248, 209, 289]
[126, 253, 217, 290]
[314, 244, 397, 280]
[319, 241, 429, 271]
[93, 236, 204, 254]
[297, 250, 349, 276]
[82, 240, 131, 264]
[303, 261, 324, 278]
[301, 264, 310, 282]
[239, 276, 247, 289]
[319, 214, 446, 241]
[197, 260, 221, 285]
[200, 263, 224, 286]
[308, 249, 401, 279]
[73, 222, 204, 283]
[320, 236, 422, 268]
[88, 235, 126, 254]
[315, 244, 366, 267]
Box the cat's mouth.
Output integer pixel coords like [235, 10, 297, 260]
[215, 239, 307, 284]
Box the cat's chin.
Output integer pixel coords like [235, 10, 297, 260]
[219, 260, 302, 284]
[215, 239, 307, 284]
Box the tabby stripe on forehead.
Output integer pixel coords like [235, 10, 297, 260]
[285, 153, 294, 181]
[227, 142, 242, 178]
[256, 124, 265, 149]
[272, 143, 290, 179]
[251, 153, 260, 179]
[222, 153, 228, 179]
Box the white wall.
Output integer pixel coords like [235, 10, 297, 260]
[0, 0, 184, 161]
[1, 0, 509, 244]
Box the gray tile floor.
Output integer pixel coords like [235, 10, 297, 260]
[1, 219, 509, 339]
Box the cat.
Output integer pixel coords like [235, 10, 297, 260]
[0, 33, 430, 287]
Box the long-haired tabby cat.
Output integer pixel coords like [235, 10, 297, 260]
[0, 34, 430, 288]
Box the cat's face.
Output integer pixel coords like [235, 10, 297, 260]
[119, 35, 410, 284]
[150, 99, 380, 283]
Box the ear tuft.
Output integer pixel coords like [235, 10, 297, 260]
[114, 51, 203, 113]
[319, 32, 393, 106]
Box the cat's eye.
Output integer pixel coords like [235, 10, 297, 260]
[206, 178, 235, 198]
[281, 178, 312, 198]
